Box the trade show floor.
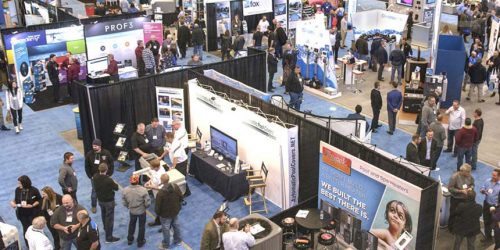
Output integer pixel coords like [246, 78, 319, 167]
[0, 104, 280, 250]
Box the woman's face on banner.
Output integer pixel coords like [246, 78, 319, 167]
[388, 202, 407, 234]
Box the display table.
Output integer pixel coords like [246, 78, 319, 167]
[189, 151, 248, 201]
[87, 73, 110, 84]
[118, 66, 138, 80]
[295, 208, 331, 248]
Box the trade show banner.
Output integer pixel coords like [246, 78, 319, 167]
[188, 79, 299, 209]
[85, 17, 150, 67]
[288, 0, 302, 29]
[243, 0, 273, 16]
[12, 41, 32, 88]
[488, 16, 500, 59]
[318, 141, 422, 249]
[274, 0, 287, 29]
[143, 22, 164, 45]
[203, 69, 271, 101]
[155, 87, 185, 132]
[216, 2, 231, 37]
[352, 10, 408, 40]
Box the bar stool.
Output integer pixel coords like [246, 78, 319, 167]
[293, 237, 311, 249]
[282, 217, 296, 245]
[352, 69, 364, 94]
[317, 232, 336, 249]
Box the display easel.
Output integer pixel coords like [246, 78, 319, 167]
[113, 123, 131, 172]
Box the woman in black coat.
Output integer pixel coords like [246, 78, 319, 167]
[9, 175, 42, 246]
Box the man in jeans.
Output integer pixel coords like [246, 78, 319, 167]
[191, 24, 205, 60]
[455, 118, 478, 171]
[93, 163, 120, 243]
[156, 174, 183, 250]
[466, 61, 487, 102]
[142, 43, 156, 75]
[389, 46, 405, 84]
[386, 81, 402, 135]
[267, 47, 278, 92]
[84, 139, 114, 214]
[51, 195, 86, 250]
[445, 100, 466, 155]
[471, 108, 484, 170]
[123, 174, 150, 247]
[287, 66, 304, 110]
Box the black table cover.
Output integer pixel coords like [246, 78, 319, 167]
[189, 151, 248, 201]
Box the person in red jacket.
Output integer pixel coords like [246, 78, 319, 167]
[104, 54, 119, 82]
[66, 57, 80, 104]
[135, 40, 145, 77]
[455, 118, 478, 171]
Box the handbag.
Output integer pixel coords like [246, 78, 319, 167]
[5, 111, 12, 124]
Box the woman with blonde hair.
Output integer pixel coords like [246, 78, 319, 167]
[41, 186, 62, 250]
[441, 24, 454, 35]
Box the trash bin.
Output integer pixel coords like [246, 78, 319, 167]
[439, 187, 451, 228]
[73, 107, 83, 140]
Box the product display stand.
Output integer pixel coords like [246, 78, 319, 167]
[113, 123, 131, 172]
[33, 62, 47, 92]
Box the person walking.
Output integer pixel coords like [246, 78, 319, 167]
[191, 24, 205, 60]
[370, 82, 383, 133]
[267, 47, 278, 92]
[389, 46, 405, 84]
[466, 61, 487, 102]
[287, 66, 304, 110]
[156, 174, 183, 250]
[47, 54, 61, 103]
[177, 22, 190, 59]
[386, 82, 402, 135]
[452, 190, 482, 250]
[220, 31, 231, 61]
[123, 175, 150, 247]
[58, 152, 78, 202]
[10, 175, 42, 246]
[480, 169, 500, 242]
[92, 163, 119, 243]
[445, 100, 466, 155]
[376, 41, 388, 81]
[471, 108, 483, 170]
[455, 118, 478, 171]
[429, 115, 447, 170]
[5, 81, 23, 134]
[84, 139, 114, 214]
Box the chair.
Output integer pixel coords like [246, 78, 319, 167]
[282, 217, 297, 245]
[244, 162, 268, 214]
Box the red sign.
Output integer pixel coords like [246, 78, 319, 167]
[322, 147, 351, 175]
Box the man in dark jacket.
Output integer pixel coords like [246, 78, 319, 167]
[471, 109, 483, 170]
[330, 27, 341, 64]
[452, 190, 482, 250]
[406, 134, 421, 164]
[389, 47, 406, 84]
[418, 130, 438, 168]
[355, 36, 369, 70]
[156, 174, 183, 249]
[84, 139, 114, 214]
[376, 41, 388, 81]
[177, 22, 190, 59]
[93, 164, 119, 243]
[369, 35, 382, 71]
[47, 54, 61, 103]
[370, 81, 382, 132]
[191, 24, 205, 60]
[466, 61, 487, 102]
[387, 81, 402, 135]
[399, 38, 413, 78]
[275, 23, 288, 58]
[287, 66, 304, 110]
[455, 118, 478, 170]
[267, 48, 278, 92]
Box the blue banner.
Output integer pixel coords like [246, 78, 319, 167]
[4, 30, 47, 50]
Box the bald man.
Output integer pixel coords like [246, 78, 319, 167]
[51, 195, 86, 250]
[76, 210, 100, 249]
[222, 218, 255, 250]
[131, 123, 152, 172]
[25, 216, 53, 250]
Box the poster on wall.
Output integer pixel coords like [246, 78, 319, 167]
[156, 87, 185, 132]
[318, 141, 422, 249]
[12, 41, 32, 89]
[488, 16, 499, 59]
[274, 0, 287, 30]
[243, 0, 273, 16]
[85, 17, 150, 68]
[216, 2, 231, 38]
[143, 22, 164, 45]
[288, 0, 302, 29]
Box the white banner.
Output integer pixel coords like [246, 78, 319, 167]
[243, 0, 273, 16]
[286, 126, 299, 207]
[352, 9, 408, 40]
[488, 16, 500, 59]
[156, 87, 185, 132]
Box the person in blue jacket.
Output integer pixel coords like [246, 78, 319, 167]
[386, 81, 402, 135]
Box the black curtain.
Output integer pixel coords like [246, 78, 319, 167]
[244, 12, 273, 33]
[206, 3, 218, 51]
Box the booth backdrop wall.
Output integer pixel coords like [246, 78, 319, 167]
[435, 35, 466, 109]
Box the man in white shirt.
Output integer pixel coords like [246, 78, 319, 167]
[165, 132, 191, 196]
[25, 216, 53, 250]
[445, 100, 466, 156]
[145, 158, 165, 227]
[257, 15, 270, 34]
[222, 218, 256, 250]
[172, 119, 188, 152]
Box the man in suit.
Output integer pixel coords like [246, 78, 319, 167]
[370, 82, 382, 133]
[201, 211, 229, 250]
[177, 22, 190, 59]
[419, 130, 438, 168]
[406, 134, 421, 164]
[387, 82, 402, 135]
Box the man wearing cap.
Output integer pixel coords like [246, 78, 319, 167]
[122, 175, 150, 247]
[85, 139, 114, 214]
[145, 118, 167, 158]
[92, 163, 120, 243]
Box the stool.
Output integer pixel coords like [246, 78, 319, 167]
[352, 70, 364, 94]
[317, 232, 335, 249]
[293, 237, 311, 249]
[282, 217, 296, 245]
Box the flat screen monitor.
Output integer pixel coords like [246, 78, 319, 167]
[87, 56, 108, 74]
[210, 126, 238, 162]
[396, 0, 413, 7]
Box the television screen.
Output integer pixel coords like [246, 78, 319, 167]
[210, 126, 238, 162]
[396, 0, 413, 7]
[87, 56, 108, 74]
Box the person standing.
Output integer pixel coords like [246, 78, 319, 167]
[389, 46, 405, 84]
[399, 38, 413, 75]
[267, 47, 278, 92]
[445, 100, 466, 155]
[287, 66, 304, 110]
[135, 40, 145, 77]
[201, 211, 229, 250]
[145, 118, 166, 157]
[471, 108, 483, 170]
[221, 30, 232, 61]
[191, 24, 205, 60]
[85, 139, 114, 214]
[455, 118, 478, 171]
[51, 195, 86, 250]
[252, 27, 264, 47]
[376, 41, 388, 81]
[480, 169, 500, 242]
[418, 130, 437, 168]
[103, 54, 118, 82]
[419, 96, 437, 138]
[58, 152, 78, 202]
[222, 218, 255, 250]
[131, 123, 152, 172]
[177, 22, 190, 59]
[275, 23, 288, 59]
[146, 35, 161, 71]
[267, 26, 276, 50]
[47, 54, 61, 103]
[430, 115, 447, 170]
[340, 13, 348, 48]
[486, 50, 500, 97]
[5, 81, 23, 134]
[232, 33, 246, 57]
[122, 175, 150, 247]
[41, 186, 62, 250]
[25, 216, 54, 250]
[405, 134, 421, 164]
[452, 190, 482, 250]
[370, 82, 382, 133]
[369, 35, 382, 71]
[448, 164, 475, 233]
[92, 164, 120, 243]
[10, 175, 42, 246]
[145, 159, 166, 227]
[142, 43, 156, 75]
[164, 132, 191, 196]
[232, 14, 243, 37]
[466, 61, 487, 102]
[386, 82, 402, 135]
[66, 58, 80, 104]
[406, 11, 414, 40]
[75, 210, 100, 250]
[355, 36, 369, 70]
[119, 0, 129, 13]
[156, 174, 183, 250]
[330, 27, 341, 64]
[257, 15, 269, 35]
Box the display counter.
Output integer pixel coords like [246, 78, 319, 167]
[239, 213, 282, 250]
[119, 66, 138, 80]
